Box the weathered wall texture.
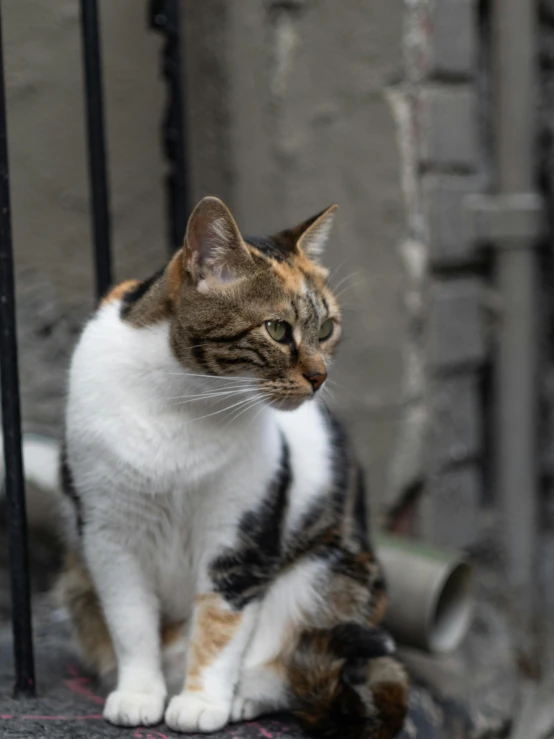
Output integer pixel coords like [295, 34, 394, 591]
[4, 0, 167, 434]
[5, 0, 487, 539]
[185, 0, 408, 516]
[385, 0, 488, 548]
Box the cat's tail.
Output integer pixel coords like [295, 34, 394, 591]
[57, 550, 187, 688]
[288, 624, 408, 739]
[56, 550, 117, 680]
[0, 432, 61, 532]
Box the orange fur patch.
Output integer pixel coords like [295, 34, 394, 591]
[372, 682, 409, 739]
[272, 261, 305, 293]
[161, 621, 185, 648]
[371, 592, 388, 627]
[167, 251, 184, 305]
[56, 551, 116, 677]
[184, 594, 242, 692]
[295, 250, 329, 282]
[100, 280, 140, 307]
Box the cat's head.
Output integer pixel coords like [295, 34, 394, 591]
[168, 196, 342, 410]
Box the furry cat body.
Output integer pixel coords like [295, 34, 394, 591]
[59, 197, 407, 738]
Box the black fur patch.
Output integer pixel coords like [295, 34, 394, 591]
[328, 623, 395, 661]
[354, 465, 371, 553]
[120, 267, 165, 318]
[209, 437, 291, 609]
[190, 343, 210, 371]
[60, 441, 84, 535]
[327, 412, 350, 496]
[283, 411, 351, 563]
[216, 354, 266, 369]
[190, 327, 256, 346]
[245, 235, 290, 263]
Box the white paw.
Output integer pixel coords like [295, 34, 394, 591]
[230, 695, 265, 723]
[165, 693, 230, 733]
[103, 689, 166, 727]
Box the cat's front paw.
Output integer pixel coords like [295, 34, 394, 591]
[104, 690, 166, 727]
[230, 695, 265, 723]
[165, 693, 230, 733]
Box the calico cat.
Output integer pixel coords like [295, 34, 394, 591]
[57, 197, 408, 738]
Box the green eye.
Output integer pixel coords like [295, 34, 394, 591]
[319, 319, 334, 341]
[265, 320, 290, 343]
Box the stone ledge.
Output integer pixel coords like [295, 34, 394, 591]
[0, 602, 461, 739]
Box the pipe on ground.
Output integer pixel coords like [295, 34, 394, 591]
[376, 535, 474, 653]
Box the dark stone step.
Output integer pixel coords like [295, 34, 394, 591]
[0, 611, 448, 739]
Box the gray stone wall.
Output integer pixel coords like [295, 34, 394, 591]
[185, 0, 409, 518]
[385, 0, 488, 548]
[4, 0, 489, 543]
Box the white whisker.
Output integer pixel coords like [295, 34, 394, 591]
[327, 259, 349, 286]
[247, 396, 272, 429]
[166, 385, 259, 401]
[223, 395, 267, 428]
[165, 388, 258, 409]
[187, 396, 261, 423]
[164, 372, 261, 384]
[331, 271, 360, 293]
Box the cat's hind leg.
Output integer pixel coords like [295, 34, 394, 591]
[230, 557, 330, 723]
[231, 663, 289, 723]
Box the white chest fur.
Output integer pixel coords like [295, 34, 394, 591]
[65, 303, 332, 619]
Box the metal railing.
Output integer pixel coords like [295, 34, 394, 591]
[0, 0, 189, 697]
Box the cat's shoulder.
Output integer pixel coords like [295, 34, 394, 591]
[69, 279, 173, 400]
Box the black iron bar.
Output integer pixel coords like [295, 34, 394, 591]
[151, 0, 191, 251]
[80, 0, 112, 299]
[0, 2, 36, 698]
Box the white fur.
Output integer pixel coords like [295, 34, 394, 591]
[65, 300, 335, 731]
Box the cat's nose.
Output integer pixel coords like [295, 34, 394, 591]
[303, 370, 327, 392]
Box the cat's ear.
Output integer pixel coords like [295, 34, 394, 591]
[285, 204, 338, 260]
[184, 196, 252, 290]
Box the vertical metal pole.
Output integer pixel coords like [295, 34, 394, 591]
[0, 2, 35, 698]
[151, 0, 191, 251]
[80, 0, 112, 299]
[492, 0, 537, 628]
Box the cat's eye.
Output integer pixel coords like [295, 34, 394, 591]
[318, 319, 334, 342]
[265, 320, 290, 343]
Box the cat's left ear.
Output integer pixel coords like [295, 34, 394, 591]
[183, 196, 252, 291]
[294, 204, 338, 260]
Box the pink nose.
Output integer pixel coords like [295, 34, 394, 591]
[303, 370, 327, 392]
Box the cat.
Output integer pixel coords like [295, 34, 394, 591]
[57, 196, 408, 738]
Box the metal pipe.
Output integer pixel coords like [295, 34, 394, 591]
[80, 0, 112, 299]
[492, 0, 538, 599]
[376, 535, 474, 653]
[150, 0, 191, 252]
[0, 2, 35, 697]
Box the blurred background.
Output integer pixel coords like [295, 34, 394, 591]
[2, 0, 554, 737]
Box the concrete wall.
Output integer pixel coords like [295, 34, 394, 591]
[385, 0, 488, 547]
[185, 0, 408, 517]
[3, 0, 488, 536]
[184, 0, 489, 539]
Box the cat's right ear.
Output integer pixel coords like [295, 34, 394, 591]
[183, 196, 252, 292]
